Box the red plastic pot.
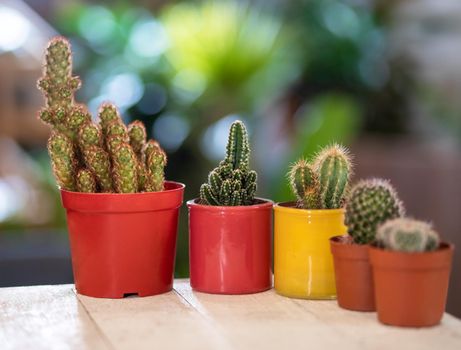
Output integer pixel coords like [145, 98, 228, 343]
[330, 235, 375, 311]
[369, 242, 454, 327]
[187, 198, 273, 294]
[61, 181, 185, 299]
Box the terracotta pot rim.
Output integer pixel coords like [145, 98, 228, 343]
[274, 201, 344, 216]
[369, 242, 454, 256]
[187, 197, 273, 211]
[330, 235, 370, 260]
[369, 242, 454, 270]
[61, 180, 185, 197]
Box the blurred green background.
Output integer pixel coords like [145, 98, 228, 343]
[1, 0, 461, 316]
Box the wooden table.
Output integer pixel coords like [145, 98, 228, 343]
[1, 280, 460, 350]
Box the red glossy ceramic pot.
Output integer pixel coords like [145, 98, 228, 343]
[187, 198, 273, 294]
[61, 181, 185, 299]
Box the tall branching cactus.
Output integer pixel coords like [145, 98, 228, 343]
[288, 144, 352, 209]
[376, 218, 440, 252]
[200, 121, 257, 206]
[37, 37, 166, 193]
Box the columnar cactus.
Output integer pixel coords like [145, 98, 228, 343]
[200, 120, 257, 206]
[345, 178, 405, 245]
[288, 144, 351, 209]
[37, 37, 81, 138]
[38, 37, 167, 193]
[315, 144, 351, 209]
[289, 159, 319, 209]
[111, 143, 139, 193]
[76, 169, 97, 193]
[144, 140, 167, 192]
[47, 132, 76, 191]
[376, 218, 440, 252]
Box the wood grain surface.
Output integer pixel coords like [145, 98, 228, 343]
[1, 280, 460, 350]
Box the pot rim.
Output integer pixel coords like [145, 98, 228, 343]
[330, 235, 370, 260]
[60, 180, 185, 197]
[369, 242, 454, 270]
[187, 197, 273, 211]
[274, 201, 344, 216]
[369, 241, 454, 256]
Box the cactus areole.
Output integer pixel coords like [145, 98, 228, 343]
[38, 37, 166, 193]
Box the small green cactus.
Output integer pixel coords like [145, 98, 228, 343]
[78, 122, 102, 148]
[83, 146, 113, 192]
[288, 144, 352, 209]
[76, 169, 97, 193]
[112, 143, 138, 193]
[37, 37, 167, 193]
[289, 159, 319, 209]
[98, 103, 122, 133]
[345, 178, 405, 245]
[144, 140, 167, 192]
[376, 218, 440, 252]
[314, 144, 352, 209]
[199, 120, 257, 206]
[47, 132, 76, 191]
[128, 121, 147, 159]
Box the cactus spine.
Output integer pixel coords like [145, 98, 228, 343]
[345, 178, 405, 245]
[38, 37, 167, 193]
[288, 144, 352, 209]
[200, 120, 257, 206]
[376, 218, 440, 252]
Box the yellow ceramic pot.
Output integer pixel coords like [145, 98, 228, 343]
[274, 202, 346, 299]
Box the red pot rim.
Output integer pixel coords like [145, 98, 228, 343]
[330, 235, 370, 260]
[369, 242, 454, 270]
[61, 181, 185, 213]
[187, 197, 273, 212]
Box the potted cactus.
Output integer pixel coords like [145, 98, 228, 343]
[274, 144, 352, 299]
[330, 179, 404, 311]
[187, 120, 272, 294]
[37, 37, 185, 298]
[370, 218, 454, 327]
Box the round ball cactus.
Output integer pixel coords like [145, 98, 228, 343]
[376, 218, 440, 252]
[345, 178, 404, 244]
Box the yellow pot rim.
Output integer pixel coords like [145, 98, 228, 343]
[274, 201, 344, 217]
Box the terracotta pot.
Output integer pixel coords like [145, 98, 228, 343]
[187, 198, 273, 294]
[369, 243, 454, 327]
[330, 235, 375, 311]
[274, 202, 346, 299]
[61, 181, 185, 298]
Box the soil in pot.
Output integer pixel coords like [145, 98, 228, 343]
[369, 242, 454, 327]
[330, 235, 375, 311]
[187, 198, 273, 294]
[274, 202, 346, 299]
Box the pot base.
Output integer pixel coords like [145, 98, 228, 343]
[275, 290, 336, 300]
[191, 285, 271, 295]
